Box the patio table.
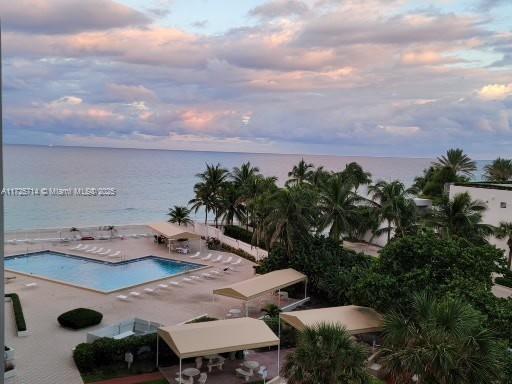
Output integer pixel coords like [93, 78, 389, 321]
[243, 360, 260, 374]
[182, 367, 200, 381]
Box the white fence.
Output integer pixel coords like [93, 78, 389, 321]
[193, 222, 268, 261]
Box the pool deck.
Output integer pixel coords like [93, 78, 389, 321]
[4, 233, 274, 384]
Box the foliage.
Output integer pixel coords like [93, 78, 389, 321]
[186, 316, 218, 323]
[219, 242, 257, 262]
[484, 157, 512, 182]
[261, 303, 281, 318]
[427, 192, 495, 243]
[495, 221, 512, 269]
[282, 323, 370, 384]
[495, 276, 512, 288]
[58, 308, 103, 330]
[167, 205, 192, 226]
[74, 334, 178, 374]
[224, 225, 266, 249]
[433, 148, 477, 177]
[257, 233, 373, 305]
[351, 231, 506, 313]
[286, 158, 314, 187]
[5, 293, 27, 332]
[380, 293, 504, 384]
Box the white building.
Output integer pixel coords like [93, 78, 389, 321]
[449, 182, 512, 253]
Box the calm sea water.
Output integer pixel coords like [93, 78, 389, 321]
[3, 145, 488, 231]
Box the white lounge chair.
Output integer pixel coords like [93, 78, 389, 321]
[86, 246, 98, 253]
[231, 258, 242, 266]
[70, 243, 83, 250]
[109, 251, 121, 258]
[201, 253, 212, 261]
[25, 282, 38, 288]
[100, 249, 111, 256]
[191, 275, 201, 281]
[211, 270, 222, 276]
[183, 277, 193, 283]
[212, 255, 223, 263]
[129, 291, 141, 297]
[158, 284, 168, 289]
[201, 273, 213, 279]
[144, 288, 157, 294]
[93, 247, 104, 254]
[169, 281, 180, 287]
[116, 295, 129, 301]
[222, 256, 233, 264]
[190, 252, 201, 259]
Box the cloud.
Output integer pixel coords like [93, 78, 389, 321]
[50, 96, 83, 106]
[105, 84, 158, 102]
[379, 125, 422, 136]
[478, 83, 512, 100]
[249, 0, 309, 20]
[0, 0, 150, 34]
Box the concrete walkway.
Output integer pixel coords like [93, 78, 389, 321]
[90, 372, 164, 384]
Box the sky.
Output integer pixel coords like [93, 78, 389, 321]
[1, 0, 512, 158]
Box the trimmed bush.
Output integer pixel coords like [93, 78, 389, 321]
[224, 225, 267, 250]
[496, 277, 512, 288]
[58, 308, 103, 330]
[186, 316, 218, 324]
[5, 293, 27, 332]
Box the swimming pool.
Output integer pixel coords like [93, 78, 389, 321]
[5, 251, 205, 293]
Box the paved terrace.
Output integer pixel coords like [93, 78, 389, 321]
[4, 233, 290, 384]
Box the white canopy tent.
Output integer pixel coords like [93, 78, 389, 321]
[148, 222, 201, 253]
[157, 318, 280, 379]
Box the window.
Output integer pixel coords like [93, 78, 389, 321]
[500, 202, 507, 208]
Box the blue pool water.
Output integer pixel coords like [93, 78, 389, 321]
[5, 251, 204, 293]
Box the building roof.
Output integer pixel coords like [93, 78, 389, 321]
[158, 318, 279, 358]
[148, 222, 201, 240]
[280, 305, 383, 334]
[213, 269, 307, 301]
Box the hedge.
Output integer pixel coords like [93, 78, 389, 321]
[5, 293, 27, 332]
[74, 334, 178, 373]
[58, 308, 103, 330]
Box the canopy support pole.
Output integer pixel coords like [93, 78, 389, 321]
[277, 314, 281, 376]
[156, 333, 159, 367]
[304, 280, 308, 300]
[179, 358, 182, 382]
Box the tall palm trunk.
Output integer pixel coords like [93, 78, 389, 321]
[508, 238, 512, 269]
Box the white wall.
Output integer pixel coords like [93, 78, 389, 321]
[449, 184, 512, 253]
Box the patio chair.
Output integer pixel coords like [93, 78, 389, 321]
[195, 357, 203, 369]
[116, 295, 129, 301]
[201, 253, 212, 261]
[258, 366, 268, 380]
[207, 356, 225, 372]
[235, 367, 252, 382]
[198, 372, 208, 384]
[222, 256, 233, 264]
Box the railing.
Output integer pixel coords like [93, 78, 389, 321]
[193, 222, 269, 261]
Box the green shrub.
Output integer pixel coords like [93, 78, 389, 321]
[496, 277, 512, 288]
[58, 308, 103, 330]
[220, 243, 257, 262]
[186, 316, 218, 324]
[74, 343, 96, 371]
[5, 293, 27, 332]
[224, 225, 268, 250]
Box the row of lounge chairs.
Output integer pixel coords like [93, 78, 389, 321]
[5, 233, 152, 245]
[116, 267, 236, 302]
[70, 244, 121, 258]
[189, 252, 243, 267]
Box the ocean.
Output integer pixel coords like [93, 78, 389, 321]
[3, 145, 488, 231]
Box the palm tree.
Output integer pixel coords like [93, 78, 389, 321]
[483, 157, 512, 182]
[286, 159, 314, 187]
[495, 222, 512, 269]
[433, 148, 477, 177]
[260, 303, 281, 318]
[368, 180, 416, 242]
[427, 192, 494, 242]
[317, 173, 364, 241]
[340, 162, 372, 191]
[308, 166, 331, 188]
[167, 205, 193, 226]
[265, 186, 314, 255]
[282, 323, 369, 384]
[216, 184, 245, 226]
[232, 162, 260, 188]
[189, 163, 230, 227]
[380, 293, 503, 384]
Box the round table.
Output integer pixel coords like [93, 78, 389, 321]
[243, 360, 260, 374]
[182, 367, 200, 378]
